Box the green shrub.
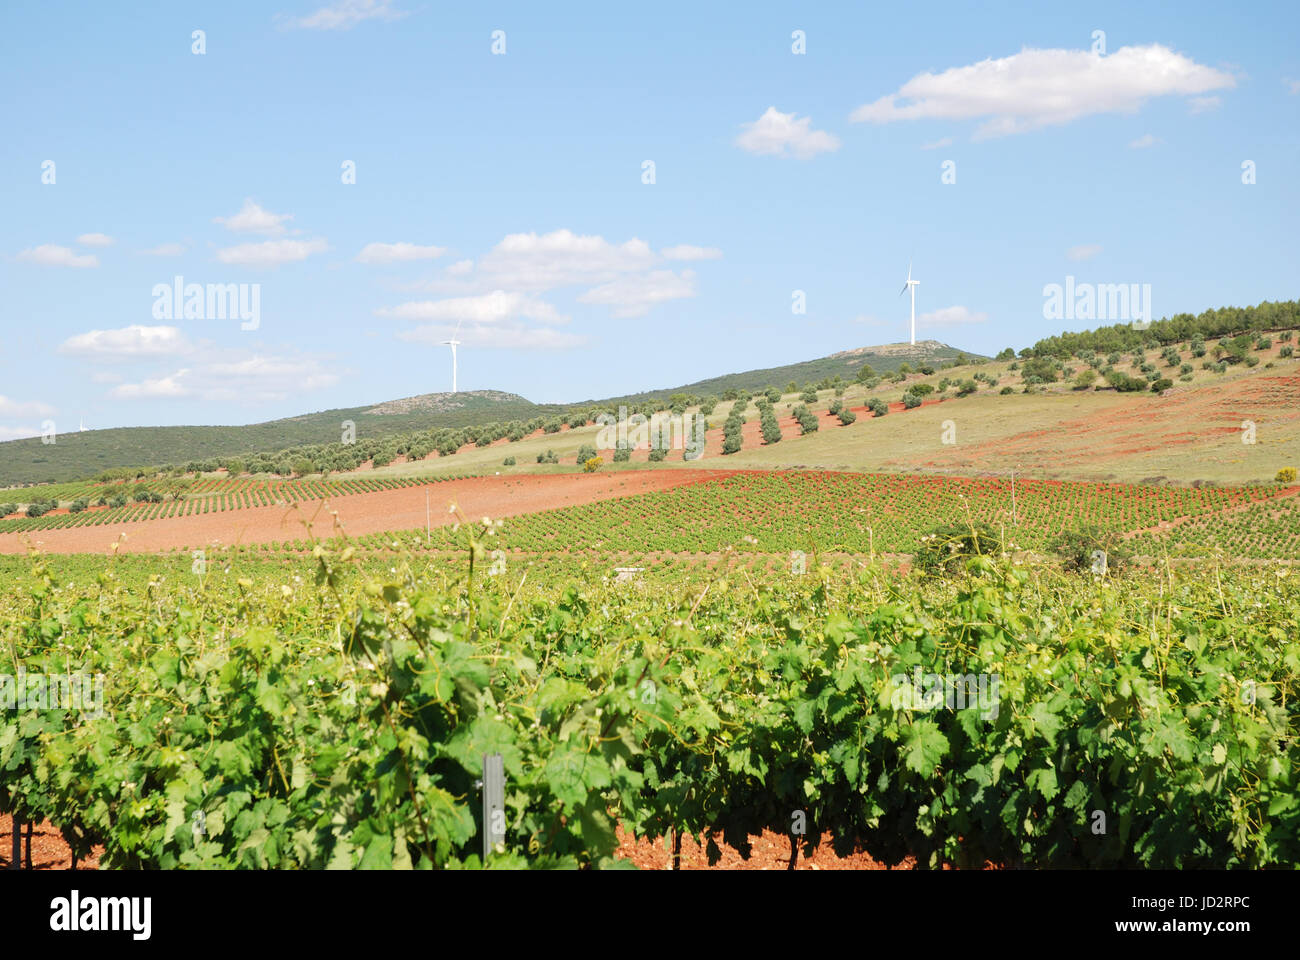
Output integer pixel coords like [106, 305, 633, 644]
[1049, 525, 1130, 577]
[915, 522, 1003, 576]
[1151, 378, 1173, 392]
[503, 457, 516, 466]
[837, 407, 857, 425]
[902, 392, 922, 409]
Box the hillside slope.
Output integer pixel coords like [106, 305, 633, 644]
[0, 391, 545, 487]
[0, 342, 976, 485]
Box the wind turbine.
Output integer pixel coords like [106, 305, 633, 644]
[440, 319, 463, 393]
[899, 260, 920, 345]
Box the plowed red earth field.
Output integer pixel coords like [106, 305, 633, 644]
[902, 375, 1300, 474]
[1, 813, 970, 870]
[0, 470, 736, 555]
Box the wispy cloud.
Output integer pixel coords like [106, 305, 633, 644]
[919, 305, 988, 326]
[215, 238, 328, 267]
[111, 370, 191, 399]
[110, 350, 340, 403]
[578, 270, 696, 318]
[59, 325, 194, 359]
[214, 199, 293, 236]
[920, 137, 953, 150]
[277, 0, 407, 31]
[1188, 95, 1221, 113]
[379, 290, 568, 325]
[1066, 244, 1103, 261]
[76, 233, 114, 247]
[1128, 133, 1161, 149]
[356, 242, 447, 264]
[0, 395, 56, 417]
[661, 245, 722, 261]
[851, 44, 1235, 139]
[16, 244, 98, 268]
[736, 106, 841, 158]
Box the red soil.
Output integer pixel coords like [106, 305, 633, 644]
[905, 374, 1300, 475]
[1, 811, 961, 871]
[0, 814, 102, 870]
[0, 470, 736, 556]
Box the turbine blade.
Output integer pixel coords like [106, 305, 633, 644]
[899, 282, 909, 296]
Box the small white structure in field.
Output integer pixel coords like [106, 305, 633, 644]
[613, 567, 644, 584]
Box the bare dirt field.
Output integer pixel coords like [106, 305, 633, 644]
[1, 812, 957, 871]
[0, 469, 736, 555]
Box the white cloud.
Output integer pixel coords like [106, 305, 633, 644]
[16, 244, 98, 268]
[1066, 244, 1103, 262]
[356, 242, 447, 264]
[112, 370, 192, 399]
[278, 0, 406, 30]
[578, 270, 696, 318]
[919, 305, 988, 326]
[1188, 95, 1221, 113]
[398, 323, 585, 350]
[77, 233, 114, 247]
[378, 290, 567, 325]
[1287, 78, 1300, 96]
[0, 395, 55, 417]
[215, 238, 327, 267]
[59, 325, 193, 358]
[920, 137, 954, 150]
[471, 229, 657, 292]
[142, 242, 186, 256]
[91, 372, 124, 384]
[736, 106, 841, 158]
[446, 259, 474, 276]
[851, 44, 1235, 139]
[205, 355, 338, 392]
[661, 244, 722, 261]
[110, 351, 340, 403]
[214, 199, 293, 235]
[1128, 133, 1161, 149]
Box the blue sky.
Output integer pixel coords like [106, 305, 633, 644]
[2, 0, 1297, 436]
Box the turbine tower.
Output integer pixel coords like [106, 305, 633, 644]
[441, 320, 463, 393]
[440, 339, 461, 392]
[899, 260, 920, 346]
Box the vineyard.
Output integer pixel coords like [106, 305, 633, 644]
[0, 472, 481, 534]
[1, 532, 1296, 870]
[371, 472, 1300, 560]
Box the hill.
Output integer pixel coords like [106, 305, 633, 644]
[0, 342, 977, 486]
[0, 391, 547, 487]
[569, 340, 975, 407]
